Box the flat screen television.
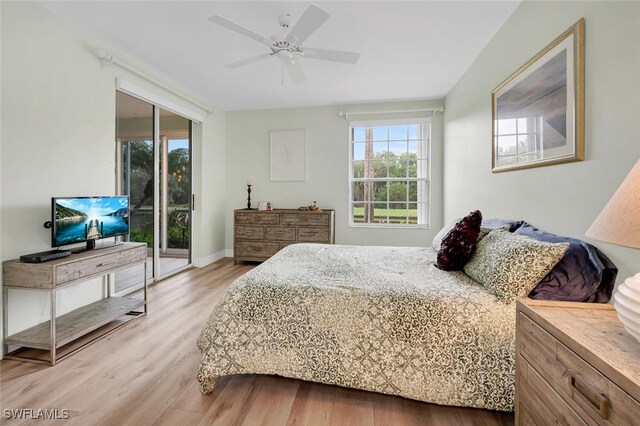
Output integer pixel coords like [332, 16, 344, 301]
[52, 196, 129, 251]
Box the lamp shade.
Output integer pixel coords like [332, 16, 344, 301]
[586, 159, 640, 249]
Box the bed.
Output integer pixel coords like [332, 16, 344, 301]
[197, 243, 517, 411]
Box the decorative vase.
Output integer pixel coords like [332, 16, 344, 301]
[613, 272, 640, 342]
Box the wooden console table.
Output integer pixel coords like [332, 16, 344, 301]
[2, 242, 147, 365]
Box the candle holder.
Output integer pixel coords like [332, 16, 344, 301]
[246, 184, 252, 210]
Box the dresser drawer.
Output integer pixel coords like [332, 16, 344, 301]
[281, 213, 329, 226]
[235, 241, 280, 259]
[518, 355, 586, 425]
[265, 227, 296, 241]
[236, 226, 265, 240]
[55, 246, 146, 286]
[519, 312, 640, 424]
[297, 227, 330, 242]
[235, 212, 280, 225]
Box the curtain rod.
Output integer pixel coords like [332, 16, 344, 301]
[94, 48, 214, 114]
[338, 106, 444, 120]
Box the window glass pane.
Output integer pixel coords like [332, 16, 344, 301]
[407, 160, 427, 178]
[372, 181, 387, 203]
[352, 203, 365, 223]
[408, 125, 419, 140]
[352, 160, 365, 178]
[388, 158, 405, 178]
[389, 125, 407, 141]
[408, 140, 418, 155]
[388, 181, 408, 202]
[389, 141, 407, 156]
[373, 141, 387, 156]
[353, 127, 366, 142]
[408, 203, 418, 224]
[354, 181, 387, 202]
[373, 202, 388, 223]
[372, 126, 388, 141]
[408, 181, 418, 202]
[352, 182, 364, 202]
[352, 142, 365, 161]
[372, 160, 388, 178]
[389, 202, 408, 224]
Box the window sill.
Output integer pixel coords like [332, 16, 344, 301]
[348, 223, 430, 230]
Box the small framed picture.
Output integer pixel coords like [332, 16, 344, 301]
[258, 201, 268, 211]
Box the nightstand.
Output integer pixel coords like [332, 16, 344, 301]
[516, 298, 640, 424]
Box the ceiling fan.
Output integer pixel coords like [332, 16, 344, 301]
[208, 4, 360, 84]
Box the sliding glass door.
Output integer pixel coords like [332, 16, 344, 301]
[158, 108, 192, 276]
[115, 92, 192, 290]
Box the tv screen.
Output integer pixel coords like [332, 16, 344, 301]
[52, 196, 129, 249]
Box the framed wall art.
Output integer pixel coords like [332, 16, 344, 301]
[270, 129, 307, 181]
[491, 19, 584, 173]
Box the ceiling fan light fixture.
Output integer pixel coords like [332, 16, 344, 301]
[209, 4, 360, 83]
[277, 14, 292, 28]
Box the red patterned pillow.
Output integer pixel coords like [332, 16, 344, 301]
[436, 210, 482, 271]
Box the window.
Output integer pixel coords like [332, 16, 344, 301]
[349, 119, 430, 227]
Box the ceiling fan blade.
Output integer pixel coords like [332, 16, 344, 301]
[225, 54, 272, 69]
[208, 15, 274, 47]
[287, 62, 306, 84]
[285, 4, 329, 46]
[278, 56, 306, 84]
[302, 47, 360, 64]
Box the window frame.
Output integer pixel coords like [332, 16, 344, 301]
[348, 117, 431, 229]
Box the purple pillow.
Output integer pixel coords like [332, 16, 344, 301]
[481, 218, 524, 232]
[436, 210, 482, 271]
[515, 223, 617, 302]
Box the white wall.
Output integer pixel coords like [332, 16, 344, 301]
[225, 100, 444, 251]
[0, 1, 3, 348]
[0, 2, 225, 339]
[444, 1, 640, 286]
[194, 109, 227, 265]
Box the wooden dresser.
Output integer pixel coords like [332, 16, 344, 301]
[234, 209, 335, 263]
[516, 299, 640, 425]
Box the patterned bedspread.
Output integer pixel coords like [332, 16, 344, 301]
[197, 244, 516, 411]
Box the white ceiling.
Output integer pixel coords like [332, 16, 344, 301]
[41, 1, 520, 111]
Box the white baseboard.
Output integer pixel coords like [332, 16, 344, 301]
[193, 250, 226, 268]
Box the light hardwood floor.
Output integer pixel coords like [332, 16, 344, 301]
[0, 258, 515, 425]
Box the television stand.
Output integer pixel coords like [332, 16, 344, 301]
[2, 242, 147, 365]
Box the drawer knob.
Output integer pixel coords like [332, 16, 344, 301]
[245, 231, 254, 236]
[275, 232, 284, 237]
[568, 372, 609, 419]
